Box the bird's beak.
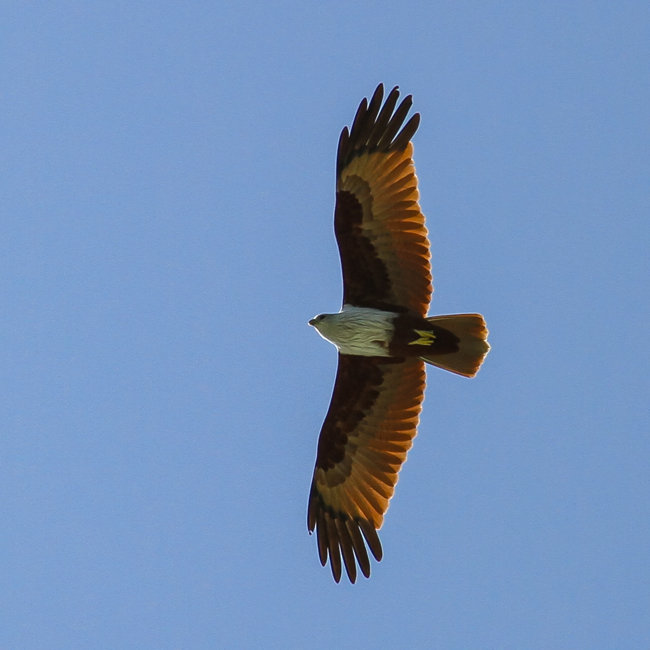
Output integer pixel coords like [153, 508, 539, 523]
[308, 318, 316, 326]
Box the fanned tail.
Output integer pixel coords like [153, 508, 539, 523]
[419, 314, 490, 377]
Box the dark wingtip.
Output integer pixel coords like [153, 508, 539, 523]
[337, 84, 419, 174]
[309, 491, 384, 583]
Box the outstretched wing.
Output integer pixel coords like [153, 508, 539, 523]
[335, 84, 432, 317]
[307, 355, 425, 583]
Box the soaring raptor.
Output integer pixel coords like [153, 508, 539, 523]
[307, 84, 490, 583]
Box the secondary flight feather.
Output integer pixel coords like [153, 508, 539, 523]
[308, 84, 490, 583]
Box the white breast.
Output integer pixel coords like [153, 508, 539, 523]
[312, 305, 397, 356]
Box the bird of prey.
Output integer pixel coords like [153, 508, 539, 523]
[307, 84, 490, 583]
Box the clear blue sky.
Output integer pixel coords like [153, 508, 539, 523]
[3, 3, 649, 648]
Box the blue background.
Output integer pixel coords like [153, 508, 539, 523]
[3, 3, 649, 648]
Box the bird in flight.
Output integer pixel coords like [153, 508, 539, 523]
[307, 84, 490, 583]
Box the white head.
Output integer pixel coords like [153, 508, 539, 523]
[308, 313, 333, 339]
[308, 306, 395, 356]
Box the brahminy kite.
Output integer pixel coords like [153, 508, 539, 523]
[307, 84, 490, 583]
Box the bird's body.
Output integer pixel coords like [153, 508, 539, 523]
[310, 306, 396, 357]
[307, 84, 490, 583]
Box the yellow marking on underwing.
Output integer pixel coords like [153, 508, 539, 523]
[408, 330, 436, 346]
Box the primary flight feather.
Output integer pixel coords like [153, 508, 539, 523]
[308, 84, 490, 583]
